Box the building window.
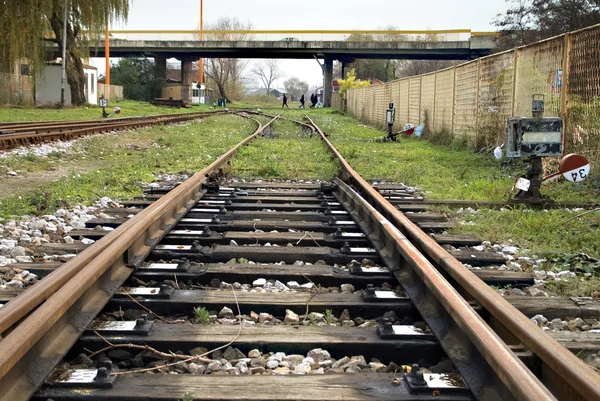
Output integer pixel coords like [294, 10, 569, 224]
[90, 74, 95, 93]
[20, 64, 30, 76]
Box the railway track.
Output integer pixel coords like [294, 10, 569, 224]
[0, 111, 226, 150]
[0, 112, 598, 401]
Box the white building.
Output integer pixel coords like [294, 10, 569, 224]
[36, 63, 99, 106]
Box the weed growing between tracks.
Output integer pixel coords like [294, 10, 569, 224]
[231, 119, 339, 180]
[0, 114, 253, 219]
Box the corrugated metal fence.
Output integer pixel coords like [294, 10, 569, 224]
[345, 23, 600, 167]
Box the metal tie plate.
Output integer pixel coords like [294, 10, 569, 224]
[404, 367, 469, 395]
[87, 315, 152, 336]
[117, 285, 174, 299]
[377, 323, 433, 340]
[363, 285, 406, 302]
[141, 260, 190, 271]
[46, 362, 116, 389]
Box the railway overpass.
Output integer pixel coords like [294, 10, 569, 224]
[74, 30, 498, 106]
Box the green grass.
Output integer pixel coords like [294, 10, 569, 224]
[0, 100, 212, 122]
[447, 208, 600, 259]
[324, 309, 334, 325]
[180, 392, 194, 401]
[193, 306, 211, 324]
[0, 114, 255, 219]
[274, 109, 600, 203]
[231, 119, 339, 180]
[545, 276, 600, 297]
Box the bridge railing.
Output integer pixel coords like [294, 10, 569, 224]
[105, 29, 495, 42]
[345, 23, 600, 172]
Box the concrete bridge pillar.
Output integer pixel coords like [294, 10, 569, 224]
[181, 60, 195, 86]
[324, 57, 333, 108]
[341, 59, 355, 79]
[155, 57, 167, 84]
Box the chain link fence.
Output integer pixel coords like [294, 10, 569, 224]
[345, 23, 600, 171]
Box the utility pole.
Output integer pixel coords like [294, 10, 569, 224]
[199, 0, 204, 85]
[105, 11, 110, 101]
[60, 0, 68, 106]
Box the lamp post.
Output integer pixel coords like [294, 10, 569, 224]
[60, 0, 68, 106]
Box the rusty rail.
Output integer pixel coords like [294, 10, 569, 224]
[0, 113, 279, 401]
[0, 110, 227, 150]
[305, 114, 600, 401]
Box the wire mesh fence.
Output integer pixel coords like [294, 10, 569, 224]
[345, 23, 600, 170]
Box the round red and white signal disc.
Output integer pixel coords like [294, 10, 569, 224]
[559, 154, 590, 182]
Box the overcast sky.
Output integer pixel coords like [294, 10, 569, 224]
[91, 0, 509, 88]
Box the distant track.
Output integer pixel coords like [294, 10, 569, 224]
[0, 111, 226, 150]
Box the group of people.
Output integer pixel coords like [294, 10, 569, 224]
[282, 93, 321, 108]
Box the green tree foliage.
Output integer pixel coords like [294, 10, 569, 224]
[109, 58, 162, 101]
[494, 0, 600, 49]
[337, 69, 370, 95]
[0, 0, 129, 105]
[337, 68, 370, 111]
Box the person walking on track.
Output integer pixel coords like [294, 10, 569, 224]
[310, 93, 317, 108]
[282, 94, 289, 108]
[299, 94, 305, 109]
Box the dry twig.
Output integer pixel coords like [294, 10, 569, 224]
[563, 208, 600, 224]
[124, 293, 170, 323]
[112, 286, 244, 376]
[300, 273, 318, 323]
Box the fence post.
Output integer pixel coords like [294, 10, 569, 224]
[511, 48, 519, 117]
[452, 67, 457, 133]
[560, 32, 571, 155]
[475, 59, 482, 138]
[419, 75, 423, 124]
[432, 73, 437, 132]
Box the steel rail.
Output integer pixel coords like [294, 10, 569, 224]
[0, 111, 226, 150]
[306, 116, 600, 401]
[306, 116, 580, 400]
[243, 110, 316, 135]
[0, 114, 278, 401]
[0, 111, 223, 131]
[0, 115, 165, 132]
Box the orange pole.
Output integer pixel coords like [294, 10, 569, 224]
[199, 0, 204, 85]
[105, 19, 110, 85]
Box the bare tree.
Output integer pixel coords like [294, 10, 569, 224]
[344, 27, 407, 81]
[396, 59, 458, 78]
[396, 34, 459, 78]
[284, 77, 309, 100]
[251, 59, 282, 95]
[201, 17, 253, 102]
[493, 0, 600, 50]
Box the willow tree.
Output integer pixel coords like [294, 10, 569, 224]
[0, 0, 129, 105]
